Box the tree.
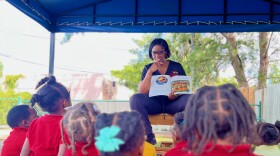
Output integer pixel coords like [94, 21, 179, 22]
[0, 74, 31, 124]
[222, 33, 249, 87]
[3, 74, 24, 91]
[111, 32, 280, 92]
[111, 34, 160, 92]
[111, 33, 224, 91]
[222, 32, 280, 89]
[268, 64, 280, 84]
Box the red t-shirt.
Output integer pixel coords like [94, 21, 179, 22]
[1, 127, 28, 156]
[27, 114, 63, 156]
[64, 142, 99, 156]
[165, 141, 260, 156]
[62, 130, 99, 156]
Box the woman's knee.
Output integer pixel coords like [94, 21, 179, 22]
[129, 93, 147, 108]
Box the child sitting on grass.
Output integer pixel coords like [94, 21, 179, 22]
[1, 105, 37, 156]
[94, 111, 145, 156]
[58, 102, 100, 156]
[165, 84, 259, 156]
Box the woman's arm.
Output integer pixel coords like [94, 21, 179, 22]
[58, 144, 67, 156]
[20, 138, 30, 156]
[138, 70, 153, 94]
[138, 61, 161, 94]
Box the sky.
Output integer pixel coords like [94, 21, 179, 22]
[0, 1, 143, 93]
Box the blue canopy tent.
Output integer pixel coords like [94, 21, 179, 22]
[6, 0, 280, 74]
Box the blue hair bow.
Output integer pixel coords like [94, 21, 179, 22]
[95, 125, 125, 152]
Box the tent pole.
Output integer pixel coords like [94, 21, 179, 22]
[49, 32, 55, 75]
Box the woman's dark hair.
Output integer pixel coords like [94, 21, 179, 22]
[148, 38, 171, 60]
[30, 75, 70, 113]
[94, 111, 145, 156]
[6, 105, 30, 128]
[182, 83, 257, 155]
[257, 120, 280, 145]
[61, 102, 100, 155]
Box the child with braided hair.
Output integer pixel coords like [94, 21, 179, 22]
[20, 75, 71, 156]
[58, 102, 101, 156]
[255, 120, 280, 146]
[165, 111, 185, 156]
[94, 111, 145, 156]
[165, 84, 259, 156]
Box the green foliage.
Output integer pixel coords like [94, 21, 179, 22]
[111, 61, 149, 92]
[0, 74, 31, 124]
[0, 91, 32, 125]
[268, 64, 280, 84]
[111, 32, 273, 92]
[3, 74, 24, 91]
[111, 34, 161, 92]
[60, 33, 82, 44]
[176, 34, 230, 89]
[61, 33, 74, 44]
[111, 33, 238, 92]
[215, 77, 238, 87]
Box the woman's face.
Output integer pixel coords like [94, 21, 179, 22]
[151, 45, 166, 62]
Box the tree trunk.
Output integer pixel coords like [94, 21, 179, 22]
[258, 32, 270, 89]
[222, 33, 249, 87]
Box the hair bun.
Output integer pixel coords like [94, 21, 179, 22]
[30, 94, 41, 106]
[46, 75, 56, 85]
[36, 76, 50, 89]
[275, 120, 280, 130]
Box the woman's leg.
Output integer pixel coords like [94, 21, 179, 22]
[129, 93, 164, 144]
[164, 94, 192, 114]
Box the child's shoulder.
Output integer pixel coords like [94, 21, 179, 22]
[143, 142, 156, 156]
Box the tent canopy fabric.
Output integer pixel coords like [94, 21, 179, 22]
[7, 0, 280, 33]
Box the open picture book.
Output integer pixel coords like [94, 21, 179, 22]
[149, 75, 192, 97]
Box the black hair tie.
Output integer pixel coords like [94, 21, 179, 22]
[30, 94, 41, 106]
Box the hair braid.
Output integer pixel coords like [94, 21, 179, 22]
[80, 104, 94, 155]
[182, 84, 257, 155]
[61, 102, 100, 155]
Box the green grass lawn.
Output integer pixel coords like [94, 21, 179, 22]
[255, 145, 280, 156]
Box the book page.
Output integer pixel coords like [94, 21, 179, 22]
[149, 75, 171, 97]
[171, 76, 192, 94]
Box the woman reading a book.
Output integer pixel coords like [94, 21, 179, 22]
[130, 38, 191, 145]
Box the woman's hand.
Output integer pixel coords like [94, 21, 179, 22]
[148, 59, 164, 75]
[168, 92, 179, 100]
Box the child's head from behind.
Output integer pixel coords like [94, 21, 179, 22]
[7, 105, 37, 129]
[61, 102, 100, 155]
[182, 84, 257, 154]
[256, 121, 280, 145]
[94, 111, 145, 156]
[172, 112, 184, 143]
[31, 75, 71, 114]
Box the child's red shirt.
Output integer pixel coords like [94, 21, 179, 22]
[62, 130, 99, 156]
[1, 127, 28, 156]
[165, 141, 260, 156]
[64, 142, 99, 156]
[27, 114, 63, 156]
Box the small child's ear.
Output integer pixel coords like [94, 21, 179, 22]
[21, 120, 29, 128]
[63, 99, 71, 108]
